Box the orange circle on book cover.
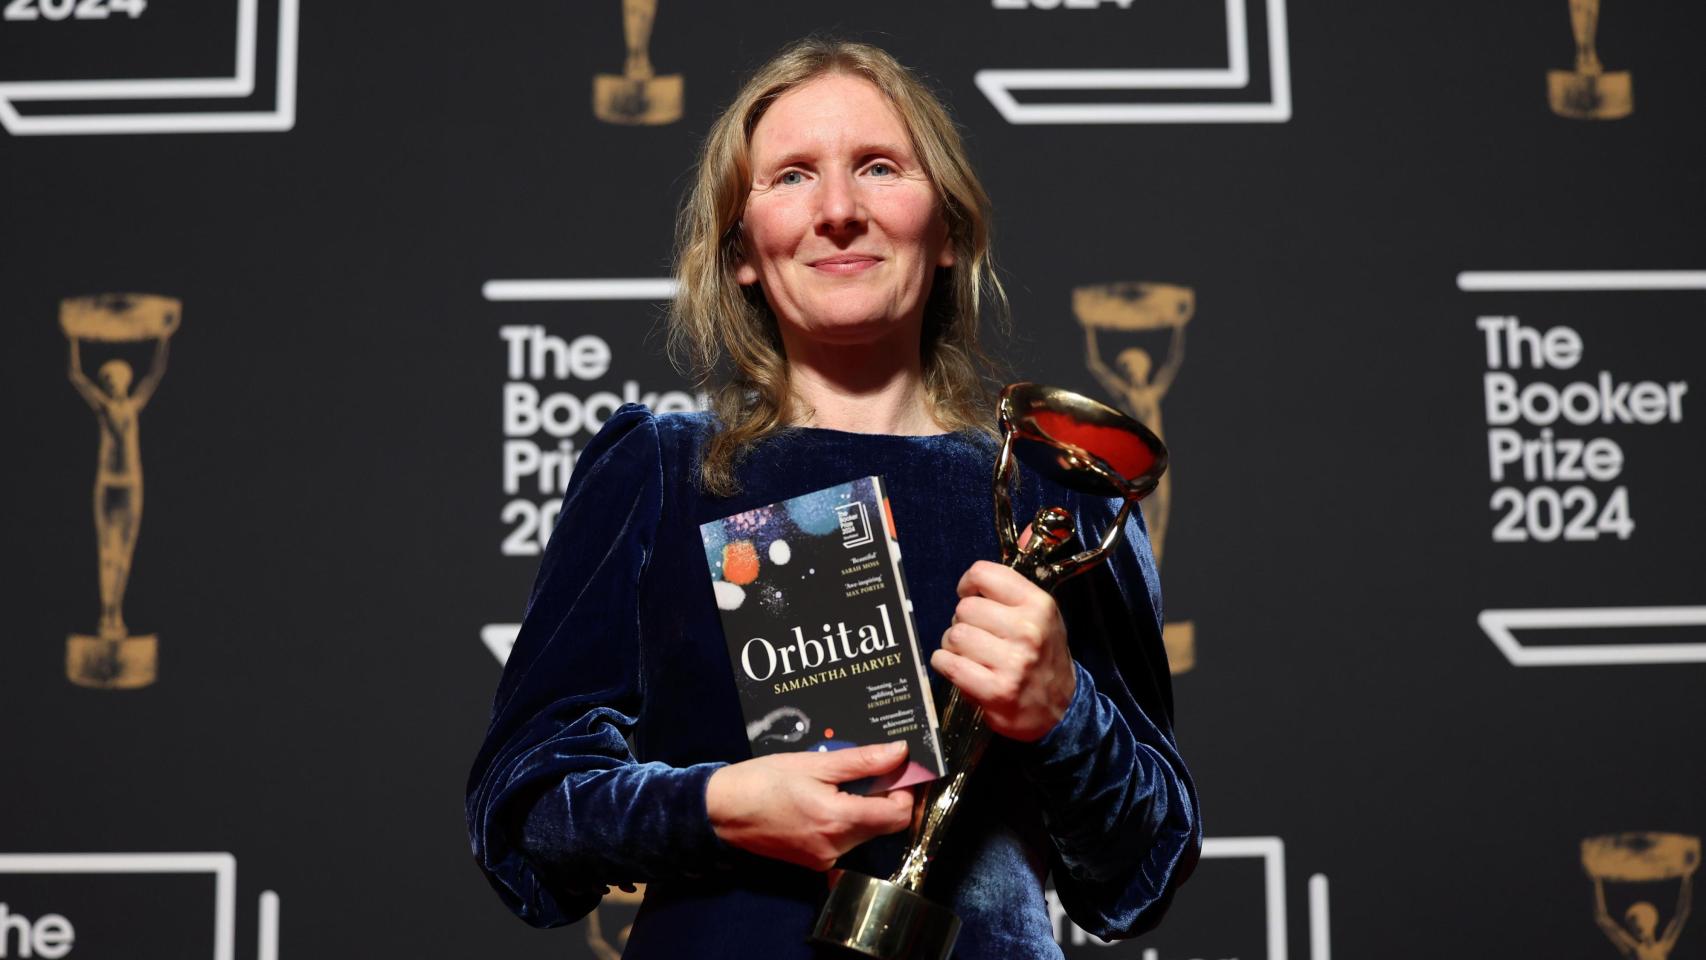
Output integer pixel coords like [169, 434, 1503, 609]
[823, 728, 835, 738]
[722, 540, 760, 584]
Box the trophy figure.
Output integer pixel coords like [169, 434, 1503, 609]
[62, 293, 179, 690]
[1548, 0, 1632, 120]
[1583, 833, 1697, 960]
[592, 0, 682, 125]
[1076, 282, 1195, 673]
[811, 383, 1166, 960]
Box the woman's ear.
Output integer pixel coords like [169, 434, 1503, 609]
[733, 222, 759, 285]
[937, 243, 957, 269]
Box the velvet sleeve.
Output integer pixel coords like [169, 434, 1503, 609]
[1019, 494, 1202, 940]
[465, 405, 729, 928]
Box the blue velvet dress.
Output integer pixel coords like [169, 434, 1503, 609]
[466, 405, 1200, 958]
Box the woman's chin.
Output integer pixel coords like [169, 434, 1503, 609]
[784, 307, 921, 348]
[797, 320, 909, 349]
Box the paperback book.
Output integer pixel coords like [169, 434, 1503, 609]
[701, 475, 945, 794]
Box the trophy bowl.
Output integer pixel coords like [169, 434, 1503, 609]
[999, 382, 1165, 503]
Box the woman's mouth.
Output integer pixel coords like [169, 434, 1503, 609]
[809, 255, 881, 274]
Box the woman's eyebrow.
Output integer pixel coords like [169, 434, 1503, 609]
[853, 141, 911, 159]
[761, 151, 816, 172]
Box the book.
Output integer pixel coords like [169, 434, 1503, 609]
[701, 475, 945, 794]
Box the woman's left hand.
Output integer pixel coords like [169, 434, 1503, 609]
[930, 560, 1076, 743]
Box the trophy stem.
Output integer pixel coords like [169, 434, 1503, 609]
[892, 687, 991, 891]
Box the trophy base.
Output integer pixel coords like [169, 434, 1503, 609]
[1164, 620, 1195, 674]
[810, 872, 960, 960]
[67, 634, 157, 689]
[1548, 70, 1632, 120]
[593, 74, 683, 125]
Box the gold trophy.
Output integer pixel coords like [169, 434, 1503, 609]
[62, 293, 178, 690]
[811, 383, 1167, 960]
[1548, 0, 1632, 120]
[1582, 832, 1697, 960]
[592, 0, 682, 125]
[1077, 282, 1195, 673]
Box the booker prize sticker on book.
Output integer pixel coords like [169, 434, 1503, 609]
[701, 476, 946, 794]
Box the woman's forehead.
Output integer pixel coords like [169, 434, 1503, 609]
[750, 74, 914, 161]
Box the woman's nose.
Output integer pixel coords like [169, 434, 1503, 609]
[815, 170, 863, 233]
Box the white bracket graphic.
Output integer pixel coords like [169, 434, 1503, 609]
[1063, 838, 1330, 958]
[1479, 607, 1706, 667]
[974, 0, 1291, 123]
[1200, 836, 1330, 960]
[0, 852, 280, 960]
[0, 0, 299, 135]
[1461, 269, 1706, 667]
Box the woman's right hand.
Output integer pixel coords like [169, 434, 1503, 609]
[705, 741, 915, 871]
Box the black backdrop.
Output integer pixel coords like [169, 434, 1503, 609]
[4, 1, 1703, 957]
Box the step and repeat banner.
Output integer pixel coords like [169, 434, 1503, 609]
[3, 1, 1702, 957]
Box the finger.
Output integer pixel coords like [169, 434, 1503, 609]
[931, 648, 1005, 704]
[957, 560, 1041, 606]
[832, 789, 915, 833]
[883, 787, 917, 819]
[952, 595, 1025, 638]
[940, 621, 1008, 670]
[808, 741, 909, 783]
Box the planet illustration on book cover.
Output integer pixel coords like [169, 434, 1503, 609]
[702, 478, 872, 614]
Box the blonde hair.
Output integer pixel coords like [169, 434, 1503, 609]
[669, 38, 1008, 496]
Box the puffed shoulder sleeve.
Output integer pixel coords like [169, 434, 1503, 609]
[1019, 494, 1201, 939]
[465, 404, 728, 927]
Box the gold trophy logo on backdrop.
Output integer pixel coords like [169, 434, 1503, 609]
[1077, 282, 1195, 673]
[1549, 0, 1633, 120]
[1582, 832, 1697, 960]
[593, 0, 682, 125]
[586, 884, 645, 960]
[62, 293, 179, 690]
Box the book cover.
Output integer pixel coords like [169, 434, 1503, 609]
[701, 475, 945, 793]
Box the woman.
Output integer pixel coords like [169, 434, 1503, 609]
[467, 39, 1200, 958]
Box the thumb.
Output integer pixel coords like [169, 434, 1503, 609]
[811, 742, 909, 783]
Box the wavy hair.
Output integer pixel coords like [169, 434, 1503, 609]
[668, 38, 1008, 495]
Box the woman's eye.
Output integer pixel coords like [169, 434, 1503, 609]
[867, 162, 894, 177]
[778, 170, 805, 186]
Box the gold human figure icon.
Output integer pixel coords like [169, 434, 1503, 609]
[62, 294, 180, 689]
[1549, 0, 1633, 119]
[1075, 282, 1194, 672]
[586, 884, 645, 960]
[1583, 833, 1698, 960]
[592, 0, 683, 125]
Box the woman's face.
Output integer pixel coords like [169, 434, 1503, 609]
[736, 73, 954, 349]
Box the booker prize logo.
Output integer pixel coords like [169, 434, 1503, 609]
[1549, 0, 1632, 119]
[1583, 832, 1697, 959]
[61, 294, 178, 690]
[1076, 282, 1194, 674]
[593, 0, 681, 125]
